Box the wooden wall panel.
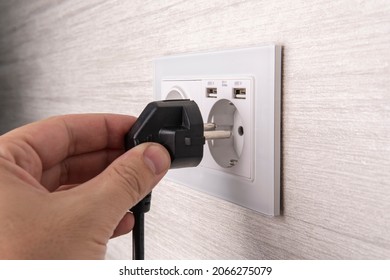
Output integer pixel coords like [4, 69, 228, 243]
[0, 0, 389, 259]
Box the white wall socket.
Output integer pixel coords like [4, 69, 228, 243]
[154, 46, 281, 216]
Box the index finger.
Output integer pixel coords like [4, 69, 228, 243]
[0, 114, 136, 172]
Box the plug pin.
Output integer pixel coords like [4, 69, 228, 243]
[204, 123, 217, 131]
[204, 123, 232, 140]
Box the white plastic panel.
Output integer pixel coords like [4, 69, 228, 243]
[162, 78, 253, 179]
[154, 45, 281, 215]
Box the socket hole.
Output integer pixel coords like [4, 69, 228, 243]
[206, 87, 217, 98]
[238, 126, 244, 136]
[207, 99, 244, 168]
[233, 88, 246, 99]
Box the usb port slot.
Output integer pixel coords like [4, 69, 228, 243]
[233, 88, 246, 99]
[206, 87, 217, 98]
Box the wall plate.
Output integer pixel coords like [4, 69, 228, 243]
[154, 45, 281, 215]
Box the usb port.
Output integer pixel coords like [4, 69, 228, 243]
[206, 87, 217, 98]
[233, 88, 246, 99]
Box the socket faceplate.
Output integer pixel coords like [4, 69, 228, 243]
[154, 46, 281, 215]
[162, 78, 253, 179]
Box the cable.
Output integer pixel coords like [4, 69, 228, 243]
[132, 211, 144, 260]
[130, 192, 152, 260]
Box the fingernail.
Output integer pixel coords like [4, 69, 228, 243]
[143, 144, 171, 175]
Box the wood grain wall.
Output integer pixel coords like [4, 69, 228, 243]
[0, 0, 389, 259]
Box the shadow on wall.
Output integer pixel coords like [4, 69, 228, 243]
[0, 2, 34, 134]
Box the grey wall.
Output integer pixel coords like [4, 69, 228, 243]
[0, 0, 389, 259]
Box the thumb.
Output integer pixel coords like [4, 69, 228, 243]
[81, 143, 171, 216]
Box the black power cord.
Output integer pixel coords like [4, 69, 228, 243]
[124, 100, 231, 260]
[130, 193, 151, 260]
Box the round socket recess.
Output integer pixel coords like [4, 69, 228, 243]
[166, 87, 187, 99]
[207, 99, 244, 168]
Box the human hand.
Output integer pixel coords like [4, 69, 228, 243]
[0, 114, 170, 259]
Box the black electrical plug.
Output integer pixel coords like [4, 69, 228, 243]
[124, 99, 231, 260]
[125, 99, 205, 168]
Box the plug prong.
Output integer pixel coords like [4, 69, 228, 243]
[204, 123, 216, 131]
[204, 123, 232, 140]
[204, 130, 232, 140]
